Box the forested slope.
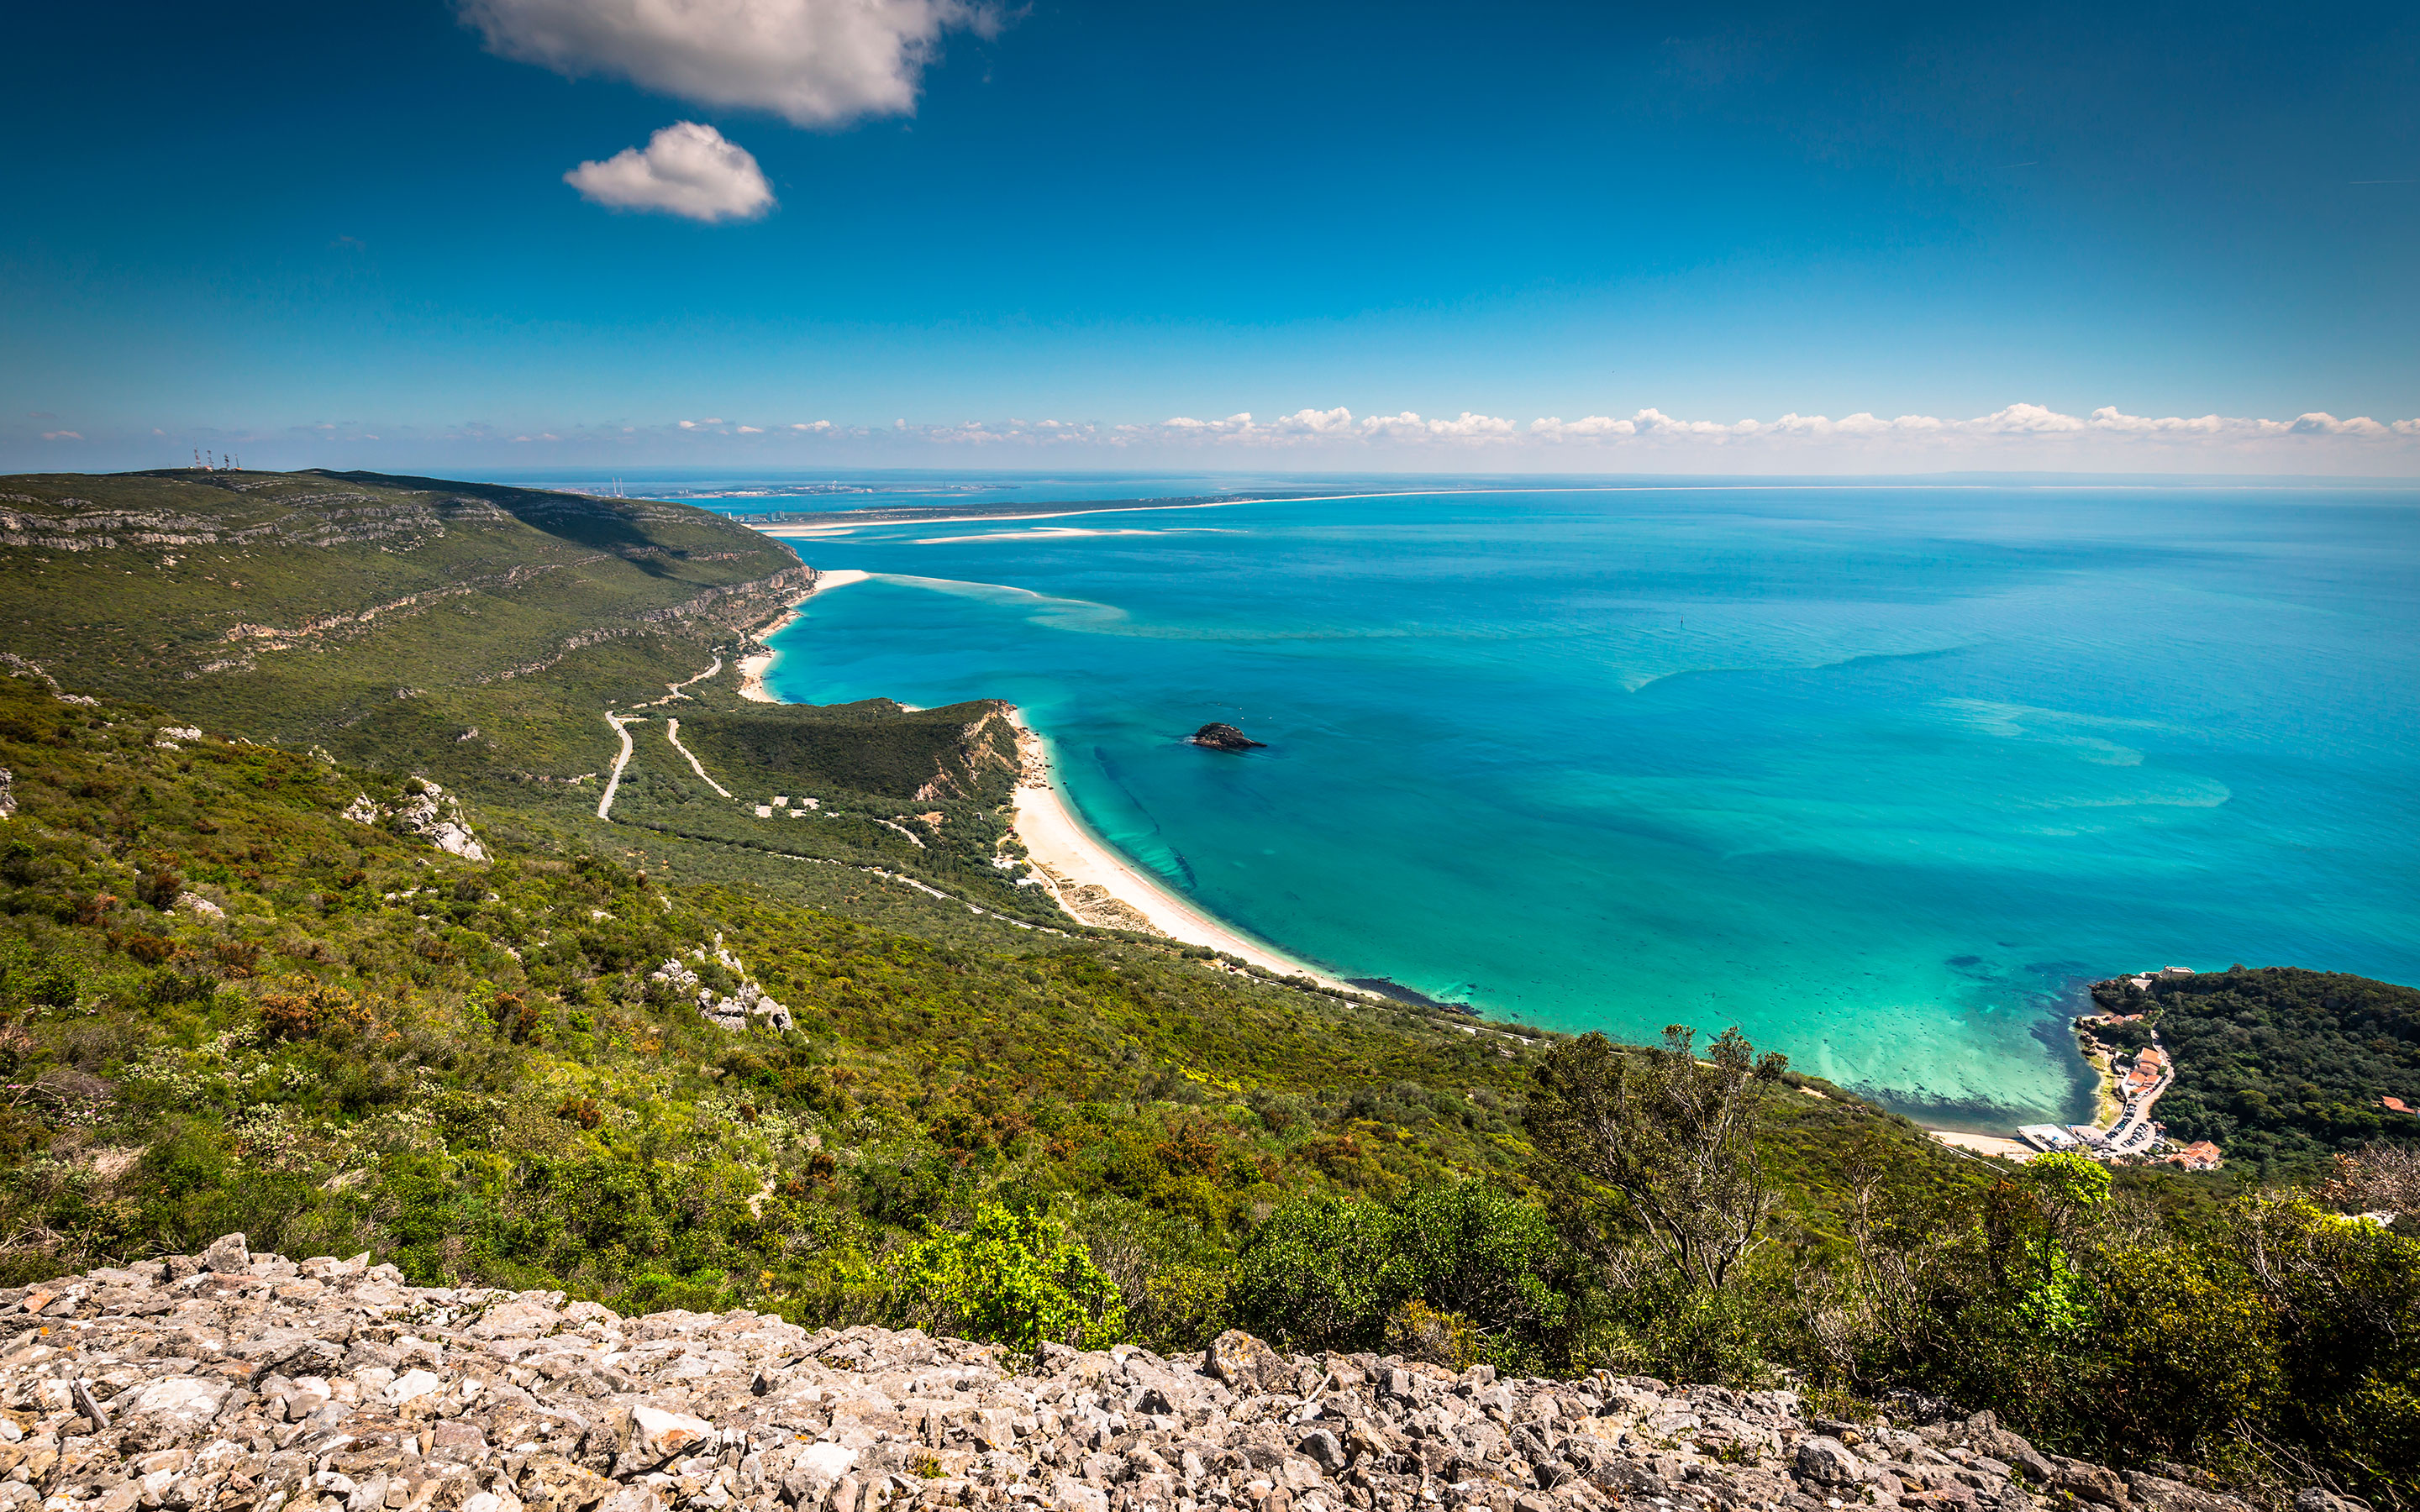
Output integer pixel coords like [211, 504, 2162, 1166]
[2099, 966, 2420, 1171]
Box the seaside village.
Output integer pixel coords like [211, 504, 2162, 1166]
[2015, 968, 2226, 1169]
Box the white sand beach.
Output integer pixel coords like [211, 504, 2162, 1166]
[731, 570, 1364, 994]
[1925, 1128, 2033, 1159]
[737, 570, 870, 702]
[1002, 710, 1357, 990]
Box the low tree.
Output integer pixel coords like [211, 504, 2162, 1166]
[892, 1204, 1126, 1352]
[1527, 1026, 1786, 1292]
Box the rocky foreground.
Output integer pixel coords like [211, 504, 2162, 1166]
[1, 1240, 2292, 1512]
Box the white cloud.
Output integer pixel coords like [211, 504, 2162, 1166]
[582, 402, 2417, 470]
[1142, 408, 1518, 445]
[1518, 403, 2419, 452]
[464, 0, 985, 128]
[39, 431, 82, 441]
[565, 123, 774, 223]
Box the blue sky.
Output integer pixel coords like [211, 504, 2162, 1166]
[5, 0, 2417, 473]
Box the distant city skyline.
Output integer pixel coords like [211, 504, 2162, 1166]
[5, 0, 2416, 473]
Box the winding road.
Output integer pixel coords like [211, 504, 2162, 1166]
[597, 713, 640, 820]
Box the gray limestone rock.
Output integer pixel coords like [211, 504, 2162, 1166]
[1204, 1329, 1293, 1394]
[1796, 1436, 1865, 1486]
[197, 1231, 250, 1273]
[0, 1250, 2238, 1512]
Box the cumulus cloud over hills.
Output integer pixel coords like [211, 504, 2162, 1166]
[563, 123, 774, 222]
[464, 0, 986, 127]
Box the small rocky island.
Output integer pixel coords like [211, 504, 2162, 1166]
[1190, 722, 1266, 751]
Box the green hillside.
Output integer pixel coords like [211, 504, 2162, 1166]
[0, 664, 1940, 1327]
[3, 469, 2416, 1504]
[0, 468, 802, 767]
[0, 468, 1065, 932]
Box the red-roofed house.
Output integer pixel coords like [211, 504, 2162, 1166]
[2165, 1141, 2223, 1171]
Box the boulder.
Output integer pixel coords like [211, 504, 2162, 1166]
[197, 1232, 250, 1273]
[2053, 1455, 2131, 1507]
[1974, 1425, 2060, 1487]
[1795, 1437, 1864, 1486]
[629, 1404, 713, 1463]
[1189, 722, 1267, 751]
[1296, 1429, 1349, 1474]
[1205, 1329, 1293, 1393]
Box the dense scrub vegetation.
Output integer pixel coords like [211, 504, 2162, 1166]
[3, 672, 2416, 1504]
[0, 468, 1084, 928]
[2095, 967, 2420, 1172]
[5, 470, 2418, 1507]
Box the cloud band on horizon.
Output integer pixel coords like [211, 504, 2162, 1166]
[667, 402, 2420, 452]
[22, 403, 2420, 473]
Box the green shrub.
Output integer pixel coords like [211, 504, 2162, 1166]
[1229, 1192, 1409, 1352]
[892, 1204, 1126, 1352]
[1229, 1184, 1579, 1368]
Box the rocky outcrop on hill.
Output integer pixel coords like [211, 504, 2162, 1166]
[1188, 724, 1265, 752]
[344, 780, 487, 862]
[0, 1242, 2268, 1512]
[647, 936, 795, 1033]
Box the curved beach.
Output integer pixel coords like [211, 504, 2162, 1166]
[738, 570, 870, 702]
[998, 709, 1356, 990]
[743, 591, 1356, 992]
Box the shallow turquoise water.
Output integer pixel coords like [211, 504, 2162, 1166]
[760, 485, 2420, 1126]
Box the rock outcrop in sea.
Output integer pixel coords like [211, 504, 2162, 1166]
[0, 1241, 2275, 1512]
[1188, 724, 1265, 752]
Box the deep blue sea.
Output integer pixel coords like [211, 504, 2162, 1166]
[733, 480, 2420, 1128]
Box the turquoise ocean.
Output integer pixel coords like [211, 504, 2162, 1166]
[731, 480, 2420, 1128]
